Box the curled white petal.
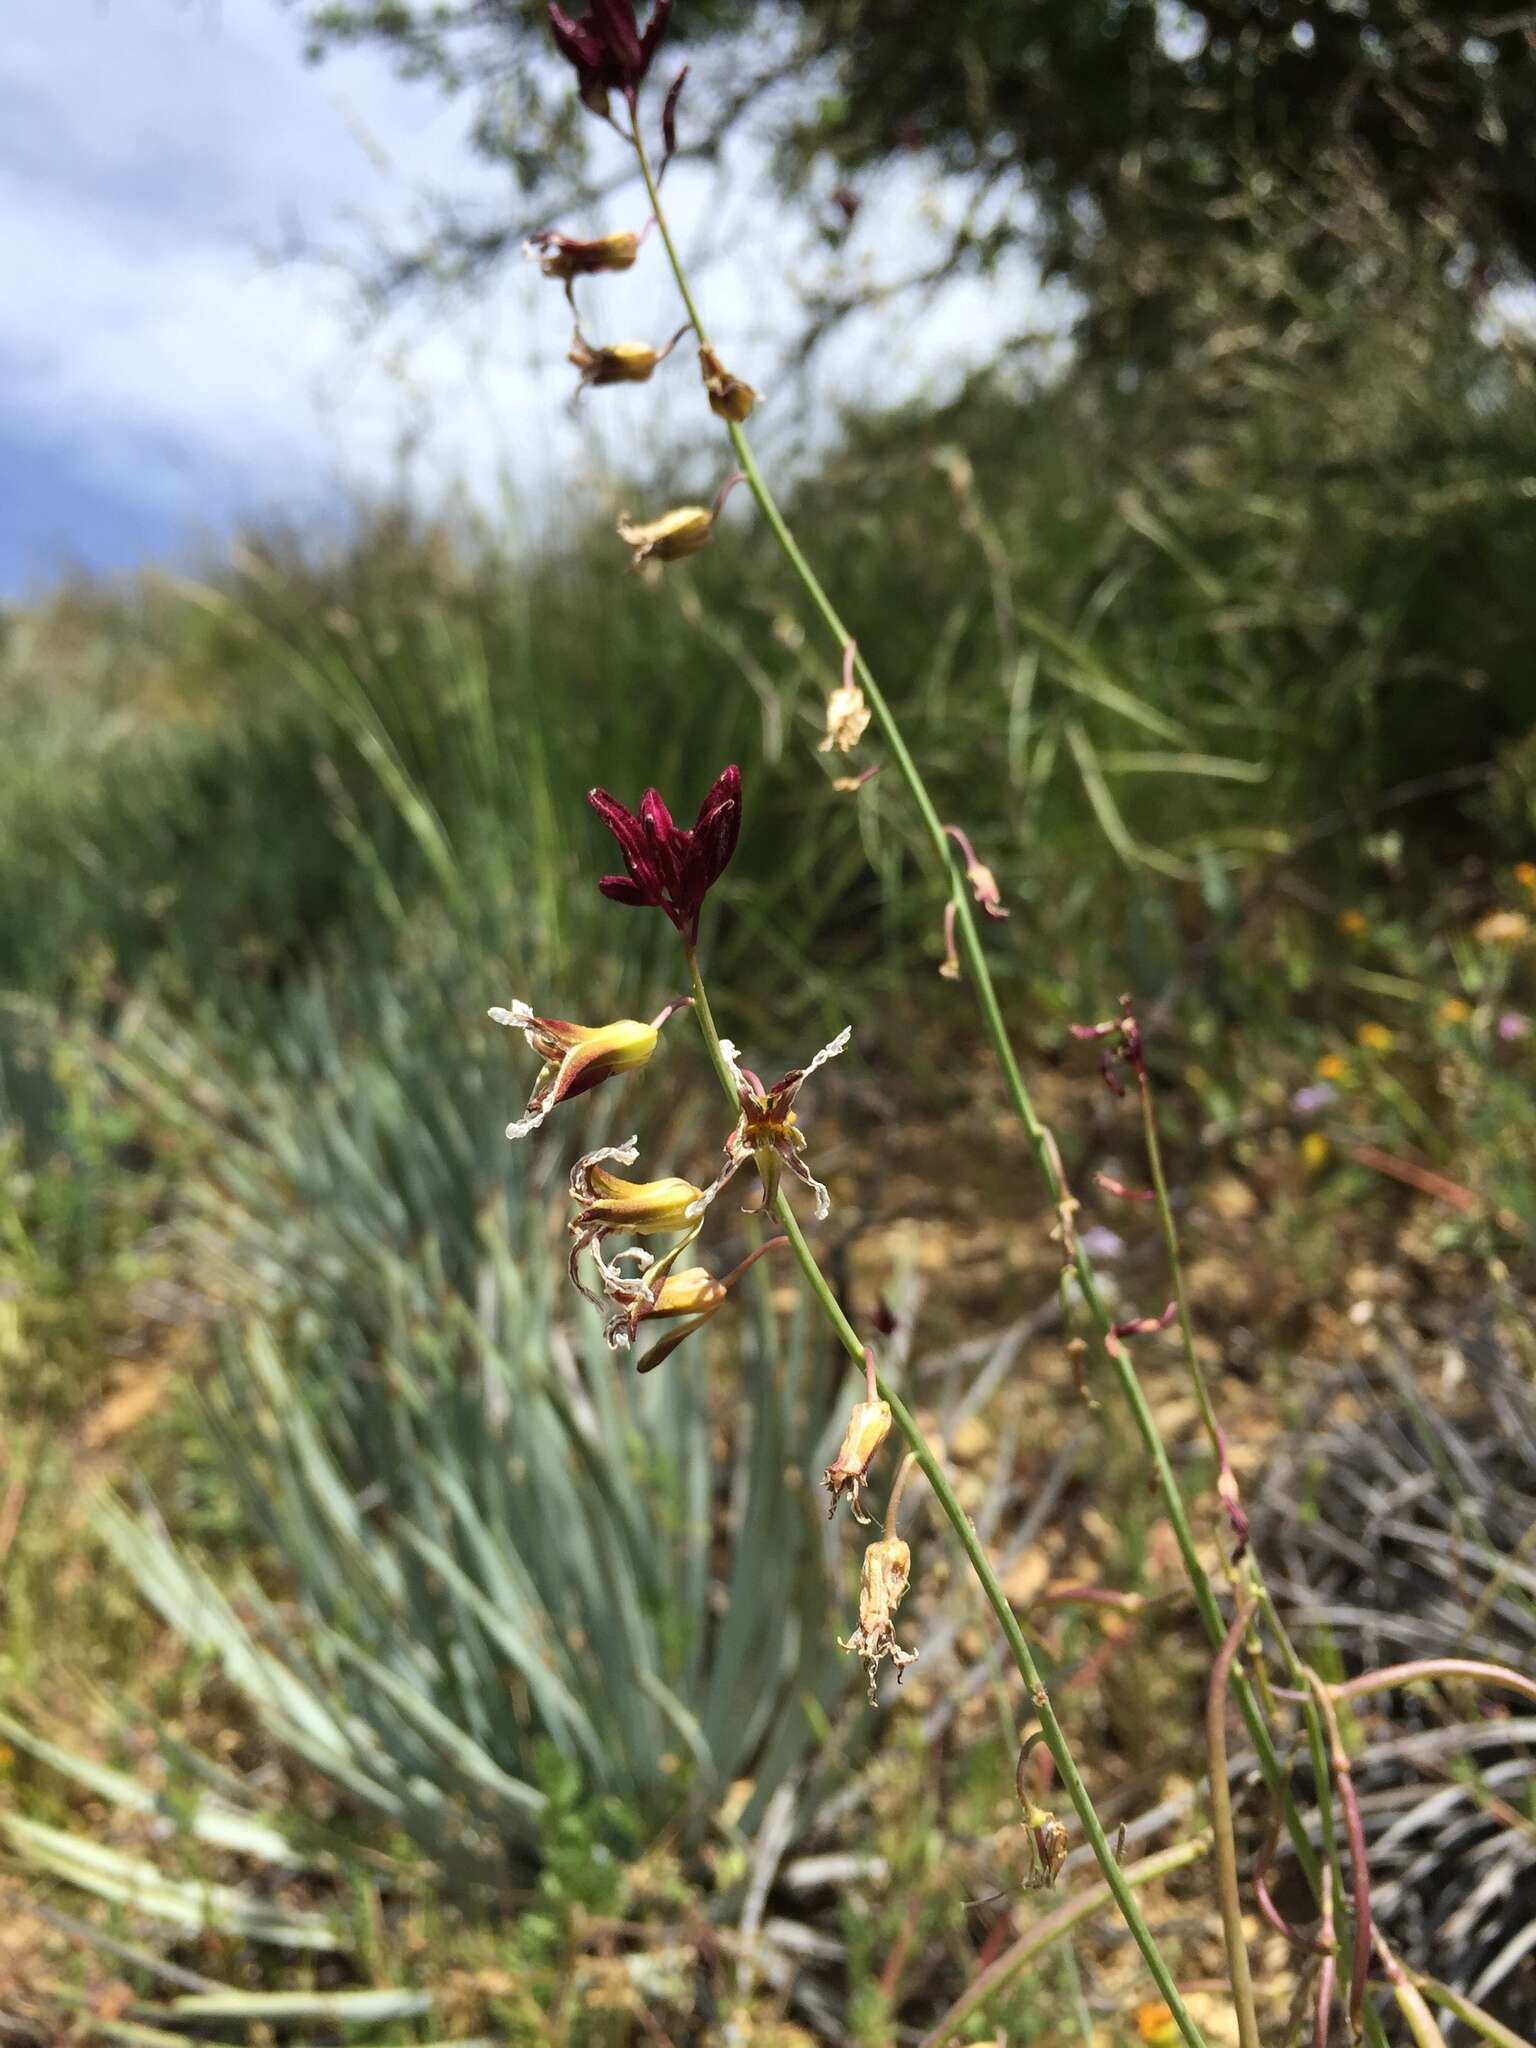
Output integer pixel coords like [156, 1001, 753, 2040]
[783, 1148, 833, 1220]
[802, 1026, 852, 1080]
[716, 1038, 749, 1094]
[568, 1135, 640, 1197]
[608, 1246, 655, 1273]
[687, 1148, 747, 1218]
[506, 1103, 552, 1141]
[489, 1001, 535, 1031]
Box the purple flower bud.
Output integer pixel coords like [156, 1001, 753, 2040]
[1498, 1010, 1531, 1042]
[548, 0, 672, 110]
[588, 764, 742, 943]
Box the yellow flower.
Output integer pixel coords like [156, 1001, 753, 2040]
[1355, 1021, 1395, 1052]
[1315, 1052, 1348, 1082]
[822, 1397, 893, 1524]
[1338, 908, 1369, 937]
[616, 505, 715, 568]
[566, 1139, 709, 1319]
[620, 1238, 788, 1375]
[1513, 861, 1536, 892]
[1437, 996, 1472, 1026]
[1474, 909, 1530, 946]
[1301, 1131, 1330, 1173]
[491, 1002, 668, 1140]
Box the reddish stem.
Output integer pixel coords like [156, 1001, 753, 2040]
[1307, 1673, 1374, 2042]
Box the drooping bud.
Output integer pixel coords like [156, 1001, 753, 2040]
[822, 1397, 892, 1524]
[839, 1536, 919, 1703]
[525, 229, 642, 284]
[623, 1236, 788, 1374]
[943, 823, 1008, 921]
[569, 323, 686, 390]
[616, 504, 714, 568]
[699, 344, 757, 423]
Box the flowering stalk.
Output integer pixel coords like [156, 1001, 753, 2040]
[680, 941, 1206, 2045]
[625, 85, 1335, 1940]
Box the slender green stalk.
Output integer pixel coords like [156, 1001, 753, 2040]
[1411, 1976, 1535, 2048]
[626, 110, 1313, 1858]
[1136, 1066, 1226, 1491]
[1206, 1601, 1263, 2048]
[681, 944, 1206, 2046]
[630, 92, 1354, 2033]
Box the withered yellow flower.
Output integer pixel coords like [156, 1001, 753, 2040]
[699, 343, 757, 422]
[567, 1139, 709, 1315]
[840, 1535, 918, 1702]
[1019, 1801, 1069, 1890]
[616, 505, 715, 568]
[823, 1397, 892, 1524]
[819, 679, 871, 755]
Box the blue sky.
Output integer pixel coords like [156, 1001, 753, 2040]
[3, 1, 1064, 598]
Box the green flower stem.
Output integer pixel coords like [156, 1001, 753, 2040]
[1207, 1602, 1263, 2048]
[681, 944, 1207, 2048]
[630, 100, 1322, 1881]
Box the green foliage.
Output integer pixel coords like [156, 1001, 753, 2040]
[787, 0, 1536, 337]
[74, 956, 855, 1877]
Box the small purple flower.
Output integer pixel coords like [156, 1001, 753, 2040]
[1498, 1010, 1531, 1042]
[1290, 1081, 1338, 1116]
[588, 764, 742, 942]
[549, 0, 673, 112]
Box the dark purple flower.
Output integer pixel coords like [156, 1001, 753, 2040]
[588, 763, 742, 941]
[549, 0, 673, 111]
